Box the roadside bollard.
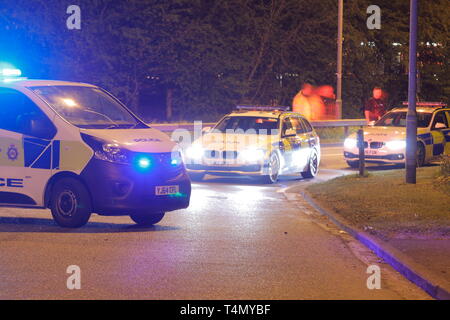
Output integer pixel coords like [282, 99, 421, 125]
[357, 128, 366, 176]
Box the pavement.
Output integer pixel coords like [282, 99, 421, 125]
[0, 145, 444, 299]
[302, 146, 450, 299]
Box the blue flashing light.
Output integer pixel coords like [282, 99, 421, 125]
[1, 68, 22, 77]
[171, 158, 179, 166]
[137, 157, 151, 169]
[132, 155, 152, 172]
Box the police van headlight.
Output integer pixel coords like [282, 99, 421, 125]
[386, 140, 406, 150]
[344, 138, 357, 149]
[241, 148, 265, 162]
[81, 134, 129, 164]
[95, 143, 129, 164]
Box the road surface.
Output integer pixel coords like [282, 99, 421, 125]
[0, 146, 431, 299]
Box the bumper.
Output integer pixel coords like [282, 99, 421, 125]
[80, 159, 191, 215]
[344, 151, 405, 164]
[186, 163, 264, 176]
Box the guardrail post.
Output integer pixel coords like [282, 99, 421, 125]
[357, 128, 365, 176]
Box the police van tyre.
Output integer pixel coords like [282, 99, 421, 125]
[301, 148, 319, 179]
[130, 211, 165, 226]
[346, 160, 360, 168]
[50, 177, 92, 228]
[260, 152, 280, 184]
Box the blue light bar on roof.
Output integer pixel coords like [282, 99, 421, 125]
[236, 105, 290, 111]
[1, 68, 22, 77]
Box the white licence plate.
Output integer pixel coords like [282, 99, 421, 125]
[155, 185, 179, 196]
[365, 149, 379, 156]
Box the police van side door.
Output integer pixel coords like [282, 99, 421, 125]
[430, 110, 449, 157]
[0, 88, 56, 207]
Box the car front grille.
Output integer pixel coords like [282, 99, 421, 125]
[204, 150, 239, 160]
[369, 142, 384, 149]
[132, 152, 184, 178]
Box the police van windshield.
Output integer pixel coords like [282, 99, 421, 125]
[29, 85, 145, 129]
[375, 111, 432, 128]
[214, 116, 279, 134]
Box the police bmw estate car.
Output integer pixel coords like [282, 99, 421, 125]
[344, 102, 449, 167]
[0, 69, 191, 228]
[184, 106, 321, 183]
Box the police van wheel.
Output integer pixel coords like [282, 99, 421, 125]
[417, 142, 426, 167]
[50, 178, 92, 228]
[130, 211, 165, 226]
[347, 160, 359, 168]
[302, 149, 319, 179]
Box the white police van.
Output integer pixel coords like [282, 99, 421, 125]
[0, 69, 191, 228]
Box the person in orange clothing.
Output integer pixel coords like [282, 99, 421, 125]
[292, 83, 326, 120]
[292, 83, 313, 119]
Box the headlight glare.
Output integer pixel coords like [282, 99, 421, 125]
[186, 145, 204, 159]
[344, 138, 357, 149]
[241, 148, 265, 162]
[386, 140, 406, 150]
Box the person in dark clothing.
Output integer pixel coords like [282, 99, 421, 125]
[364, 87, 387, 124]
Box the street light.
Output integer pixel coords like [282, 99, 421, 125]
[406, 0, 418, 184]
[336, 0, 343, 119]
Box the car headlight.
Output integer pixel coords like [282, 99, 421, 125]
[241, 148, 265, 162]
[386, 140, 406, 150]
[94, 143, 129, 164]
[185, 145, 204, 160]
[344, 138, 357, 149]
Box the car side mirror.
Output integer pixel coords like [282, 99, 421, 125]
[283, 128, 296, 137]
[434, 122, 446, 129]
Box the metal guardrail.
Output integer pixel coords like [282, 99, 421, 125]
[309, 119, 366, 128]
[150, 120, 367, 134]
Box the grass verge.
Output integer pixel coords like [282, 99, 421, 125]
[306, 166, 450, 239]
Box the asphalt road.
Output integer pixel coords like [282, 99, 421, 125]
[0, 146, 431, 299]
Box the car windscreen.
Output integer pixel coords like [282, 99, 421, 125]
[214, 116, 279, 134]
[29, 85, 145, 129]
[375, 111, 432, 128]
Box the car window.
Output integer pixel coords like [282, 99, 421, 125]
[0, 88, 56, 139]
[376, 111, 432, 128]
[289, 117, 303, 134]
[29, 85, 144, 129]
[432, 111, 449, 129]
[299, 117, 313, 133]
[281, 117, 293, 136]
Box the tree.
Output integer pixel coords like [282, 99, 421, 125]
[1, 0, 448, 121]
